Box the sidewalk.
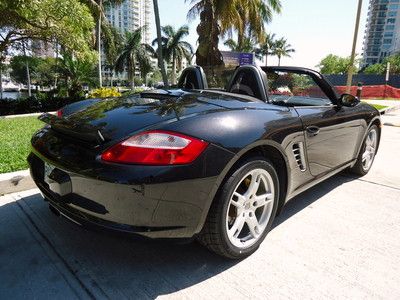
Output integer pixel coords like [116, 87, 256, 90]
[381, 110, 400, 127]
[1, 125, 400, 299]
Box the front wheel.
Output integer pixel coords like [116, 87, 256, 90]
[198, 157, 279, 259]
[350, 125, 379, 176]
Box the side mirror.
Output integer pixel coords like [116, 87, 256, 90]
[338, 93, 360, 107]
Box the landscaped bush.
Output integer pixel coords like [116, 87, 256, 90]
[88, 87, 122, 99]
[0, 95, 81, 116]
[0, 87, 149, 116]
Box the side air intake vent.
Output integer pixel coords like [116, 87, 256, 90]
[292, 142, 306, 172]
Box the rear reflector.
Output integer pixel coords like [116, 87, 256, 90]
[57, 109, 63, 118]
[101, 131, 208, 165]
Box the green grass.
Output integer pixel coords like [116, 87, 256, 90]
[371, 104, 388, 111]
[0, 116, 43, 173]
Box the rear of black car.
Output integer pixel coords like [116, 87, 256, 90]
[28, 95, 235, 238]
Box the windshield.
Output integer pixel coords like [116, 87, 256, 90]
[265, 70, 332, 107]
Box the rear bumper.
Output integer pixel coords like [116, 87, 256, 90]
[28, 152, 221, 238]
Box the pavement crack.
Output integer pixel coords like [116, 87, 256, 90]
[341, 175, 400, 191]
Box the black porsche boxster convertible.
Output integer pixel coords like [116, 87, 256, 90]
[29, 65, 381, 259]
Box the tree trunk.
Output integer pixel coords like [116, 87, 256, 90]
[195, 0, 223, 80]
[22, 44, 31, 97]
[129, 60, 135, 90]
[264, 54, 268, 66]
[153, 0, 169, 88]
[97, 0, 103, 88]
[237, 30, 244, 51]
[54, 41, 59, 89]
[26, 61, 31, 97]
[172, 53, 177, 85]
[0, 67, 3, 100]
[278, 56, 281, 66]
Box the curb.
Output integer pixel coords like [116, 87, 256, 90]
[381, 105, 400, 114]
[0, 169, 35, 196]
[380, 104, 400, 115]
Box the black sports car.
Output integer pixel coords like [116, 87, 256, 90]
[29, 65, 381, 259]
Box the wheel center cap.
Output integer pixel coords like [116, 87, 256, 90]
[244, 202, 251, 210]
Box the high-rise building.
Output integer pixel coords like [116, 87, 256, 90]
[102, 0, 153, 83]
[362, 0, 400, 67]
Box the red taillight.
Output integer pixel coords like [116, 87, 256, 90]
[101, 131, 209, 165]
[57, 109, 63, 118]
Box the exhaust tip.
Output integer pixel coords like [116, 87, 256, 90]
[49, 204, 61, 217]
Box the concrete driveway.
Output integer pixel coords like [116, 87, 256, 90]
[1, 122, 400, 299]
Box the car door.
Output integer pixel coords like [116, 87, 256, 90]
[265, 67, 363, 177]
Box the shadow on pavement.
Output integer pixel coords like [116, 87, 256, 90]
[0, 174, 355, 299]
[274, 174, 354, 228]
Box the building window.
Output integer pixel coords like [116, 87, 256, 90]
[383, 38, 392, 44]
[386, 25, 395, 30]
[387, 18, 396, 24]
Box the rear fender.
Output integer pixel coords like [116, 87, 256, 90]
[193, 140, 290, 235]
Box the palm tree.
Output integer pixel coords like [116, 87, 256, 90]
[235, 0, 281, 48]
[270, 38, 295, 66]
[114, 28, 155, 90]
[187, 0, 281, 68]
[58, 52, 97, 99]
[102, 26, 123, 87]
[153, 0, 169, 87]
[254, 33, 276, 66]
[187, 0, 225, 68]
[80, 0, 124, 87]
[224, 37, 255, 53]
[153, 25, 193, 84]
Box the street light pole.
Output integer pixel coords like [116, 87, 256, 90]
[346, 0, 363, 93]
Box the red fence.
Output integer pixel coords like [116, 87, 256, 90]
[335, 85, 400, 99]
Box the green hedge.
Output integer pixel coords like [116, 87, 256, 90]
[0, 96, 80, 116]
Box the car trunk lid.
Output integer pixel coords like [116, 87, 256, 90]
[39, 90, 284, 146]
[40, 92, 224, 145]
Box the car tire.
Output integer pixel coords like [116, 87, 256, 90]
[349, 125, 379, 176]
[198, 157, 279, 259]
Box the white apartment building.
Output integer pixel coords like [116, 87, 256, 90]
[362, 0, 400, 67]
[102, 0, 153, 83]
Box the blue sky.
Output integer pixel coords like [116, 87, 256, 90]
[152, 0, 369, 69]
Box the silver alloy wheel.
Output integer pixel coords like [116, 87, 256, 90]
[362, 128, 377, 171]
[225, 168, 275, 249]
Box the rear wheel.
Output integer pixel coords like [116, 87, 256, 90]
[198, 157, 279, 259]
[350, 125, 379, 176]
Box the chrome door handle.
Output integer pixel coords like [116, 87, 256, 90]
[306, 126, 320, 137]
